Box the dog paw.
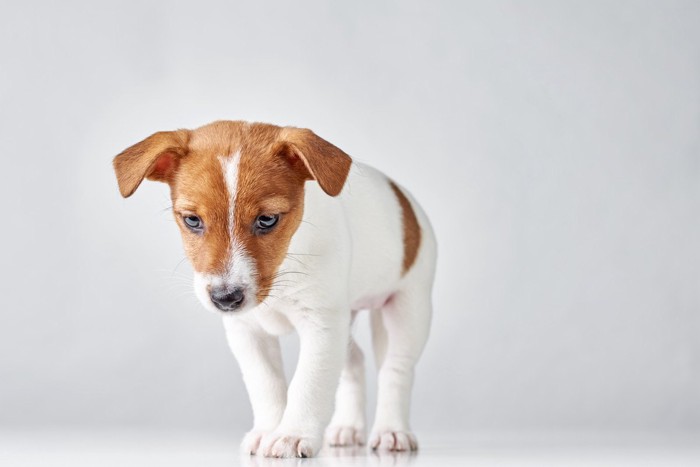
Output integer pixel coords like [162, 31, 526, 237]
[369, 430, 418, 452]
[326, 425, 365, 446]
[259, 432, 319, 458]
[241, 430, 269, 455]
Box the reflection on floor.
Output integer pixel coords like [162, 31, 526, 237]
[2, 430, 699, 467]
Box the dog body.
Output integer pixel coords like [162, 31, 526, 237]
[113, 121, 436, 458]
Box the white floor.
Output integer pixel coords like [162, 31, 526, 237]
[2, 430, 699, 467]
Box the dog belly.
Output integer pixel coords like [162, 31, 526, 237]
[351, 291, 394, 311]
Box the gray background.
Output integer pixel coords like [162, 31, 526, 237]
[1, 0, 698, 436]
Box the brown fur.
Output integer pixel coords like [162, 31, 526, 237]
[113, 121, 352, 303]
[113, 130, 190, 197]
[280, 128, 352, 196]
[389, 181, 422, 275]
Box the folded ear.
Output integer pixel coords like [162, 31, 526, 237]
[113, 130, 189, 198]
[280, 128, 352, 197]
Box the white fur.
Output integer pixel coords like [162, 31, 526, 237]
[214, 162, 436, 458]
[221, 150, 241, 230]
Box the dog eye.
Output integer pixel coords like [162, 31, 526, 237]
[183, 215, 203, 231]
[255, 214, 279, 232]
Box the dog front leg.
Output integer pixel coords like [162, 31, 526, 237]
[258, 309, 350, 458]
[223, 316, 287, 455]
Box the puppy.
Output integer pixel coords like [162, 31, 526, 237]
[113, 121, 436, 458]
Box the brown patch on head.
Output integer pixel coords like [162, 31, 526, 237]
[389, 180, 422, 275]
[113, 120, 353, 305]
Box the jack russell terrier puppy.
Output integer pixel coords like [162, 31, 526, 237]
[113, 121, 436, 458]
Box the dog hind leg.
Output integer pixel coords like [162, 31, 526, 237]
[369, 286, 432, 452]
[325, 320, 366, 447]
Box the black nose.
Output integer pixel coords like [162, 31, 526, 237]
[210, 287, 245, 311]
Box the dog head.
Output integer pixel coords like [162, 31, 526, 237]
[113, 121, 352, 313]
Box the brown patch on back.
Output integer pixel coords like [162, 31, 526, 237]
[389, 181, 422, 275]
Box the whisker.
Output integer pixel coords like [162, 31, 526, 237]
[171, 257, 189, 275]
[283, 255, 306, 266]
[300, 220, 318, 229]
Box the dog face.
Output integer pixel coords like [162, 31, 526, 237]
[113, 121, 351, 313]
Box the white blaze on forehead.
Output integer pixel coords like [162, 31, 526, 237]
[218, 151, 257, 294]
[220, 150, 241, 231]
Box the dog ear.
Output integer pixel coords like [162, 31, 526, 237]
[280, 128, 352, 197]
[113, 130, 190, 198]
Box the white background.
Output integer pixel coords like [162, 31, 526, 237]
[1, 0, 698, 437]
